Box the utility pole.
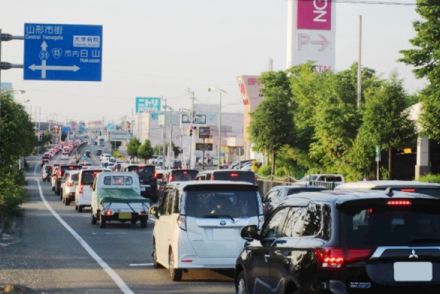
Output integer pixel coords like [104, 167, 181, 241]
[357, 15, 363, 109]
[188, 89, 196, 169]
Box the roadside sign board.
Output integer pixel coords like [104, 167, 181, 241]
[135, 97, 161, 113]
[199, 127, 210, 139]
[109, 131, 131, 141]
[196, 143, 213, 151]
[181, 113, 207, 125]
[24, 23, 103, 81]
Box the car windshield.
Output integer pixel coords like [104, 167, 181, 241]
[340, 202, 440, 248]
[185, 189, 258, 218]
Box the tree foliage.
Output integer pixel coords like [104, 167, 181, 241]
[249, 71, 295, 174]
[400, 0, 440, 140]
[137, 139, 154, 163]
[127, 137, 141, 159]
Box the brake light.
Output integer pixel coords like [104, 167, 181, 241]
[181, 259, 192, 263]
[401, 188, 416, 193]
[183, 171, 188, 175]
[79, 185, 84, 194]
[387, 200, 412, 206]
[230, 173, 239, 177]
[315, 248, 371, 269]
[106, 209, 113, 216]
[177, 215, 187, 231]
[169, 176, 174, 182]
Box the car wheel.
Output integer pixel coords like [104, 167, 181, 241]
[152, 240, 160, 269]
[236, 270, 248, 294]
[140, 216, 147, 228]
[78, 205, 83, 213]
[91, 213, 97, 224]
[169, 250, 182, 281]
[99, 214, 106, 228]
[65, 198, 71, 206]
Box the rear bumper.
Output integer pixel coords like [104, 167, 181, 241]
[176, 256, 236, 269]
[326, 280, 440, 294]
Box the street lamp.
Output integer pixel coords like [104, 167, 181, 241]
[208, 87, 227, 169]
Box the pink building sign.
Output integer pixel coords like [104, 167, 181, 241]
[297, 0, 332, 31]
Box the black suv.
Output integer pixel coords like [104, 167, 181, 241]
[122, 164, 158, 201]
[235, 190, 440, 294]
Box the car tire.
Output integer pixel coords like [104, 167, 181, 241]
[236, 270, 248, 294]
[65, 198, 71, 206]
[91, 213, 97, 224]
[78, 205, 83, 213]
[140, 216, 147, 228]
[99, 214, 106, 228]
[152, 239, 160, 269]
[169, 250, 182, 281]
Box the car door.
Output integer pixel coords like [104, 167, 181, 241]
[268, 203, 328, 293]
[248, 207, 290, 294]
[155, 188, 174, 265]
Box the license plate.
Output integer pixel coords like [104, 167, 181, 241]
[394, 262, 432, 282]
[118, 212, 132, 220]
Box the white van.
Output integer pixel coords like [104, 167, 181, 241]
[75, 168, 110, 212]
[150, 181, 264, 281]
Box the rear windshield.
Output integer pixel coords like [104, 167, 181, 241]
[340, 202, 440, 248]
[213, 171, 255, 183]
[372, 187, 440, 198]
[185, 189, 258, 218]
[138, 166, 155, 180]
[171, 170, 198, 181]
[103, 175, 134, 186]
[81, 170, 102, 185]
[60, 165, 81, 175]
[71, 173, 79, 183]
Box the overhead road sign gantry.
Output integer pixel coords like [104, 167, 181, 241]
[24, 23, 103, 81]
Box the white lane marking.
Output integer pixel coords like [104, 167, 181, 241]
[129, 263, 154, 267]
[33, 161, 38, 176]
[35, 179, 134, 294]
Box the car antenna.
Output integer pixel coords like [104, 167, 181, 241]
[385, 187, 394, 197]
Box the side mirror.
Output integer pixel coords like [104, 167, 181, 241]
[240, 225, 259, 241]
[149, 206, 159, 218]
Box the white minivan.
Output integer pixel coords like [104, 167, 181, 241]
[75, 167, 110, 212]
[150, 181, 264, 281]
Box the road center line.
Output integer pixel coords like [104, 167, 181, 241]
[35, 179, 134, 294]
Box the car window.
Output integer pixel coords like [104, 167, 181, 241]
[340, 203, 440, 248]
[160, 190, 173, 216]
[185, 189, 258, 218]
[261, 207, 290, 239]
[282, 204, 327, 238]
[171, 170, 198, 181]
[81, 170, 101, 185]
[71, 173, 79, 183]
[172, 190, 180, 214]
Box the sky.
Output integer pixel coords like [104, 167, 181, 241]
[1, 0, 425, 122]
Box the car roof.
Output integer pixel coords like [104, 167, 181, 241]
[336, 180, 440, 190]
[271, 184, 328, 190]
[279, 190, 439, 207]
[168, 180, 256, 189]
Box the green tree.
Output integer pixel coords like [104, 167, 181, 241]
[400, 0, 440, 140]
[137, 139, 154, 163]
[0, 93, 36, 166]
[353, 77, 416, 179]
[127, 137, 141, 160]
[249, 71, 295, 174]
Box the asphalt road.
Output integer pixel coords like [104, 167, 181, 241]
[0, 152, 235, 293]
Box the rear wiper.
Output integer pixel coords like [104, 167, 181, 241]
[202, 214, 236, 223]
[410, 238, 440, 244]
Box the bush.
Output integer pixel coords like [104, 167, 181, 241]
[112, 150, 124, 159]
[0, 169, 25, 233]
[257, 164, 272, 177]
[419, 174, 440, 184]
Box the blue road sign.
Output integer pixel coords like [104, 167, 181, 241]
[24, 23, 103, 81]
[135, 97, 161, 113]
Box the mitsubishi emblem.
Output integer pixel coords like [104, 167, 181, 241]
[409, 249, 419, 259]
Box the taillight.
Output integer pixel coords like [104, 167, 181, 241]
[177, 215, 187, 230]
[387, 199, 412, 207]
[315, 248, 371, 269]
[105, 209, 113, 216]
[230, 172, 239, 177]
[169, 176, 174, 182]
[79, 185, 84, 193]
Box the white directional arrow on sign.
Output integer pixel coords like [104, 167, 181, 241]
[29, 64, 80, 72]
[41, 41, 48, 51]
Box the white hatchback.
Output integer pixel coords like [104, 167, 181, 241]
[75, 168, 110, 212]
[150, 181, 264, 281]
